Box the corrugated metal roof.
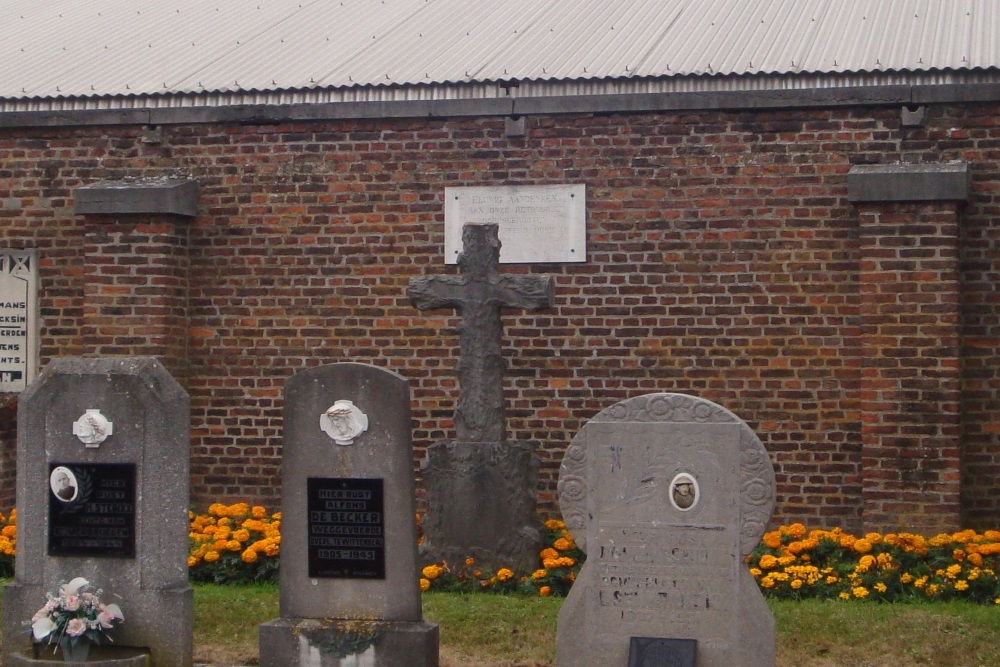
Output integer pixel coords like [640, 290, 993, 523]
[1, 0, 999, 106]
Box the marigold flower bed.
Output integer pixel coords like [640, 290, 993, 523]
[748, 523, 1000, 604]
[187, 503, 281, 585]
[1, 504, 998, 605]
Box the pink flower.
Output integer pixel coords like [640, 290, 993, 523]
[64, 595, 81, 612]
[65, 618, 88, 637]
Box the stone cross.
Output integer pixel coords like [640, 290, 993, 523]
[408, 223, 555, 443]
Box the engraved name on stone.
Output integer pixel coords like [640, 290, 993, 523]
[444, 184, 586, 264]
[0, 250, 37, 392]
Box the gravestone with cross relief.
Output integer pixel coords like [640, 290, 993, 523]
[259, 363, 438, 667]
[556, 393, 776, 667]
[408, 223, 555, 572]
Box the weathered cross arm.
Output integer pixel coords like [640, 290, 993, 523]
[492, 274, 555, 311]
[407, 274, 465, 310]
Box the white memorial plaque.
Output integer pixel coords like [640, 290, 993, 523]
[444, 184, 586, 264]
[0, 250, 37, 393]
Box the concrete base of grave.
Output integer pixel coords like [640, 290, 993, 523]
[258, 618, 439, 667]
[419, 440, 542, 573]
[10, 645, 150, 665]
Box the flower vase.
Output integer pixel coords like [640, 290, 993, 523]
[58, 637, 90, 662]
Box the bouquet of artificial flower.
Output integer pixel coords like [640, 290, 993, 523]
[30, 577, 124, 651]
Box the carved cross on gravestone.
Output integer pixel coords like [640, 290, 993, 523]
[408, 223, 555, 443]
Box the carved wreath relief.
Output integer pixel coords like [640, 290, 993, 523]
[319, 400, 369, 446]
[72, 409, 113, 448]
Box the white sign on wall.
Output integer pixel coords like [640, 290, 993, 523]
[0, 250, 38, 393]
[444, 184, 586, 264]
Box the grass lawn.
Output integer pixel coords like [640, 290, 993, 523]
[5, 584, 1000, 666]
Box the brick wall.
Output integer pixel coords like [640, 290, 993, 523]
[0, 104, 998, 532]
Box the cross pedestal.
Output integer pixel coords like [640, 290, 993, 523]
[408, 223, 555, 572]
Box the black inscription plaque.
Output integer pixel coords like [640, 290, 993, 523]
[307, 477, 385, 579]
[48, 463, 136, 558]
[628, 637, 697, 667]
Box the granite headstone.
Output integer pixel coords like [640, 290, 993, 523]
[1, 357, 192, 667]
[556, 393, 776, 667]
[259, 363, 438, 667]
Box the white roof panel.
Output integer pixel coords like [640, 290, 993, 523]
[1, 0, 999, 103]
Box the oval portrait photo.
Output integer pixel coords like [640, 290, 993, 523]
[669, 472, 699, 512]
[49, 466, 78, 503]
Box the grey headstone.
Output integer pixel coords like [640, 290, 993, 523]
[556, 393, 776, 667]
[1, 357, 192, 667]
[259, 363, 438, 667]
[419, 440, 541, 572]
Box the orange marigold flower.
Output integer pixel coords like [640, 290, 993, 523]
[968, 553, 983, 567]
[241, 548, 258, 564]
[496, 568, 514, 582]
[532, 569, 548, 580]
[465, 557, 476, 567]
[539, 586, 552, 597]
[540, 548, 559, 560]
[422, 564, 444, 580]
[853, 539, 872, 554]
[784, 523, 807, 539]
[553, 537, 574, 552]
[545, 519, 565, 531]
[419, 578, 431, 592]
[759, 555, 778, 570]
[251, 506, 268, 519]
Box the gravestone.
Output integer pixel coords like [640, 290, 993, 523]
[556, 393, 776, 667]
[259, 363, 438, 667]
[2, 357, 192, 667]
[408, 222, 555, 572]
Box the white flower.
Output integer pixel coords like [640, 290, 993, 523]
[31, 615, 55, 641]
[59, 577, 89, 597]
[96, 604, 124, 629]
